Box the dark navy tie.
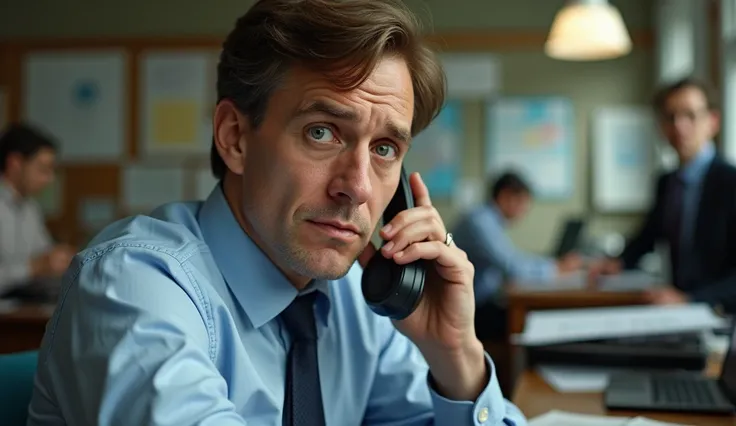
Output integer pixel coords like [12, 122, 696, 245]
[281, 293, 326, 426]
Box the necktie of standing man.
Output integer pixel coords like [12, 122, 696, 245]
[281, 292, 326, 426]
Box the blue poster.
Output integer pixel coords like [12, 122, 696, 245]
[485, 97, 575, 200]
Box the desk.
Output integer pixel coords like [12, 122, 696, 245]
[513, 357, 736, 426]
[0, 303, 54, 354]
[506, 286, 650, 334]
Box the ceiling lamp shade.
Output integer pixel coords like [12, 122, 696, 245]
[545, 0, 633, 61]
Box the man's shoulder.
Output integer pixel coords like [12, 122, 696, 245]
[455, 205, 501, 231]
[709, 157, 736, 182]
[80, 200, 209, 269]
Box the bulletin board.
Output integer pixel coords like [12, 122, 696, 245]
[0, 37, 222, 245]
[0, 31, 654, 247]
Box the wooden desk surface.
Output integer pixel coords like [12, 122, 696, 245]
[0, 302, 54, 354]
[0, 303, 54, 323]
[513, 357, 736, 426]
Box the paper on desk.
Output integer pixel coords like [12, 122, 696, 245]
[513, 270, 587, 291]
[702, 330, 731, 356]
[537, 365, 623, 392]
[529, 411, 692, 426]
[514, 270, 659, 292]
[515, 303, 727, 346]
[528, 410, 629, 426]
[0, 299, 19, 313]
[626, 417, 692, 426]
[597, 270, 661, 291]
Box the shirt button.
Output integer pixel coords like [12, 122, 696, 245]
[477, 407, 489, 423]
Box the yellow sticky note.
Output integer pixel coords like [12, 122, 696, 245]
[152, 100, 199, 145]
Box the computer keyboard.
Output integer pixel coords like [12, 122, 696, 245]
[652, 377, 717, 406]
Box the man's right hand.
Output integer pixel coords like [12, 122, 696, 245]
[587, 257, 623, 280]
[31, 245, 76, 278]
[556, 252, 583, 274]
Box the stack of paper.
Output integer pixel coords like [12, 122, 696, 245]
[515, 303, 727, 346]
[529, 410, 692, 426]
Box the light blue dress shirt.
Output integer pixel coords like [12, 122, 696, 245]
[452, 204, 556, 305]
[27, 185, 526, 426]
[673, 141, 716, 284]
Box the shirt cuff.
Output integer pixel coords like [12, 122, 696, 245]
[427, 352, 508, 426]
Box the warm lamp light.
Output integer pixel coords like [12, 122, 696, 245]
[545, 0, 633, 61]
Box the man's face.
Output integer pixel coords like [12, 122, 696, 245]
[10, 148, 56, 197]
[658, 86, 720, 163]
[216, 56, 415, 283]
[497, 191, 531, 223]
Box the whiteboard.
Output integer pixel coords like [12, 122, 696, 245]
[592, 106, 658, 212]
[23, 50, 127, 162]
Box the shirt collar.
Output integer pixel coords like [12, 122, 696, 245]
[0, 179, 25, 208]
[0, 179, 16, 199]
[678, 142, 715, 184]
[197, 185, 330, 329]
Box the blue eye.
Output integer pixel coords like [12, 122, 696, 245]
[374, 143, 397, 159]
[307, 126, 334, 143]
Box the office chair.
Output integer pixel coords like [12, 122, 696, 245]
[0, 350, 38, 426]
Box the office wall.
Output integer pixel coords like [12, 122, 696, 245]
[0, 0, 655, 253]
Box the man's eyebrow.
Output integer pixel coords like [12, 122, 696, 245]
[292, 101, 358, 121]
[386, 121, 411, 144]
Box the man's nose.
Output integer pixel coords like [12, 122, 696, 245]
[327, 150, 372, 205]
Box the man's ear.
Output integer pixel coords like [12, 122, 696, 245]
[213, 99, 249, 176]
[710, 110, 722, 135]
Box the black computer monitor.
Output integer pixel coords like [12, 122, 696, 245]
[552, 218, 585, 257]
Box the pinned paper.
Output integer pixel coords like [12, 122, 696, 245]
[139, 50, 216, 156]
[152, 100, 200, 145]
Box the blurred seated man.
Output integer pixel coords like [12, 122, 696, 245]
[0, 124, 74, 296]
[589, 77, 736, 312]
[453, 171, 582, 340]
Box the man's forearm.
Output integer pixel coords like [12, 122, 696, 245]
[424, 339, 488, 401]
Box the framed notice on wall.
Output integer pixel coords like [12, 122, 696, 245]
[23, 50, 128, 162]
[591, 106, 658, 213]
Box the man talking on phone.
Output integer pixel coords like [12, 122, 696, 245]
[27, 1, 525, 425]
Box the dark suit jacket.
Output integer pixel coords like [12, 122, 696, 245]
[620, 157, 736, 312]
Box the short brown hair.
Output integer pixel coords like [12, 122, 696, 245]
[652, 77, 719, 115]
[211, 0, 446, 179]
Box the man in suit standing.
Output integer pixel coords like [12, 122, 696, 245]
[591, 77, 736, 312]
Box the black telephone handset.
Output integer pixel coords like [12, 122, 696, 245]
[361, 167, 427, 320]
